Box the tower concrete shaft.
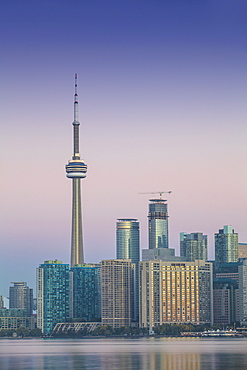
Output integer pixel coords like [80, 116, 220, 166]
[66, 74, 87, 267]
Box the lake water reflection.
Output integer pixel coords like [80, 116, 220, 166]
[1, 337, 247, 370]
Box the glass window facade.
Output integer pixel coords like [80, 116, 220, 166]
[139, 260, 213, 328]
[116, 219, 140, 321]
[36, 260, 69, 335]
[148, 200, 169, 249]
[180, 232, 208, 261]
[215, 226, 238, 268]
[70, 264, 101, 321]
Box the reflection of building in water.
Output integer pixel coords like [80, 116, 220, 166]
[141, 351, 201, 370]
[139, 260, 213, 327]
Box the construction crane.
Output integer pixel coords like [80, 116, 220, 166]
[139, 191, 172, 199]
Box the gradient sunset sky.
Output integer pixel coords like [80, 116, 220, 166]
[1, 0, 247, 296]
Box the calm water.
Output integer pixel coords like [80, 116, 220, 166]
[1, 337, 247, 369]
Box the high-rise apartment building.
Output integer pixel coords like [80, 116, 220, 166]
[37, 260, 69, 334]
[70, 264, 101, 322]
[148, 199, 169, 249]
[215, 226, 238, 268]
[9, 282, 33, 316]
[116, 218, 140, 321]
[101, 259, 135, 328]
[66, 74, 87, 267]
[215, 262, 240, 322]
[180, 232, 208, 261]
[139, 260, 213, 328]
[213, 278, 238, 325]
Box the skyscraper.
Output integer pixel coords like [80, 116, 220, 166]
[139, 260, 213, 328]
[66, 74, 87, 267]
[36, 260, 69, 334]
[101, 259, 135, 328]
[116, 218, 140, 320]
[116, 219, 140, 262]
[180, 232, 208, 261]
[9, 282, 33, 317]
[215, 226, 238, 268]
[148, 199, 169, 249]
[70, 264, 101, 322]
[238, 260, 247, 324]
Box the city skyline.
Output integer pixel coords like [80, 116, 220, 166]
[1, 1, 247, 296]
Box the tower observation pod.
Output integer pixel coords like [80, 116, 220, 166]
[65, 74, 87, 267]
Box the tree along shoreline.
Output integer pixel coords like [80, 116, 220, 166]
[0, 323, 243, 338]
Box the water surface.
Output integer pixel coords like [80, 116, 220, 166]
[1, 337, 247, 369]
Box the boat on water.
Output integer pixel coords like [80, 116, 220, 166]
[201, 329, 243, 337]
[181, 329, 244, 338]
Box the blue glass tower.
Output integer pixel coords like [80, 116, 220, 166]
[36, 260, 70, 334]
[70, 264, 101, 322]
[116, 219, 140, 321]
[148, 199, 169, 249]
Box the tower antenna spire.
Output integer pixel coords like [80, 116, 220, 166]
[74, 73, 79, 126]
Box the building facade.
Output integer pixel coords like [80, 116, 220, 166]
[0, 308, 36, 330]
[0, 296, 4, 309]
[139, 260, 213, 328]
[70, 264, 101, 321]
[215, 262, 240, 323]
[213, 278, 238, 325]
[101, 259, 135, 328]
[215, 226, 238, 268]
[238, 243, 247, 259]
[148, 199, 169, 249]
[9, 282, 33, 316]
[180, 232, 207, 261]
[37, 260, 70, 334]
[116, 218, 140, 321]
[238, 259, 247, 324]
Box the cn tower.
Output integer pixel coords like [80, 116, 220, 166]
[66, 74, 87, 267]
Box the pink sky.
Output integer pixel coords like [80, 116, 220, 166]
[0, 1, 247, 296]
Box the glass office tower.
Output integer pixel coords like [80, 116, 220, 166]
[116, 219, 140, 263]
[180, 232, 208, 261]
[116, 219, 140, 321]
[215, 226, 238, 268]
[148, 199, 169, 249]
[37, 260, 70, 335]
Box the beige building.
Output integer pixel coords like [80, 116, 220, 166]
[238, 243, 247, 259]
[139, 260, 213, 328]
[101, 259, 135, 328]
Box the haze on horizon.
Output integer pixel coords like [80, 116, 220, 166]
[0, 0, 246, 296]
